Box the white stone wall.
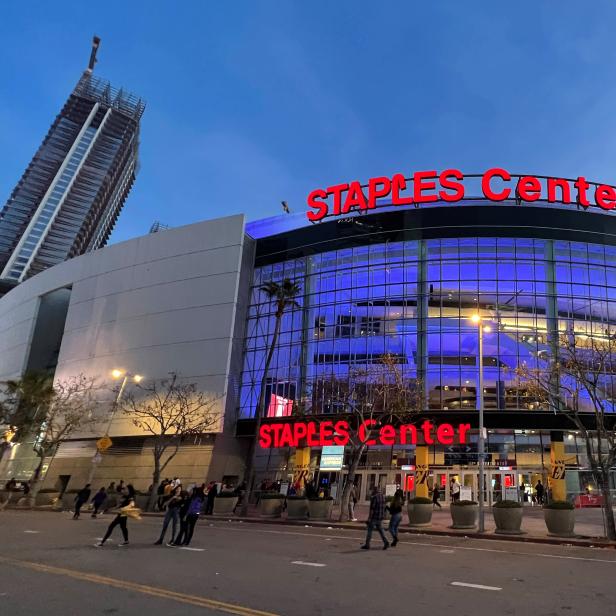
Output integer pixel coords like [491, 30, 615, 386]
[0, 214, 252, 487]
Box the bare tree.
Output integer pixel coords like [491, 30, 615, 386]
[0, 373, 98, 505]
[335, 354, 423, 521]
[517, 332, 616, 540]
[118, 373, 220, 511]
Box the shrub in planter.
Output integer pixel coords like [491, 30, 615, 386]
[308, 497, 333, 520]
[213, 493, 238, 515]
[259, 493, 285, 518]
[543, 500, 575, 537]
[450, 500, 479, 529]
[407, 496, 433, 527]
[492, 500, 523, 535]
[286, 495, 309, 520]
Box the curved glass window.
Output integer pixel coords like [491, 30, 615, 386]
[239, 237, 616, 418]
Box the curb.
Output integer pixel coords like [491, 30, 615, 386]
[225, 516, 616, 550]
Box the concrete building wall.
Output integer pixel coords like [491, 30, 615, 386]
[0, 214, 254, 491]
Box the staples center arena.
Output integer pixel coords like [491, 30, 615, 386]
[1, 167, 616, 505]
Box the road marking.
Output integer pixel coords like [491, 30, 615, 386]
[179, 547, 204, 552]
[211, 524, 616, 564]
[291, 561, 326, 567]
[0, 555, 278, 616]
[451, 582, 502, 591]
[23, 530, 39, 534]
[440, 549, 455, 554]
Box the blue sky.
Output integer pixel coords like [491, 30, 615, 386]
[1, 1, 616, 243]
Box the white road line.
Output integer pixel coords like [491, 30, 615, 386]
[451, 582, 502, 591]
[179, 547, 205, 552]
[440, 549, 455, 554]
[291, 561, 326, 567]
[23, 530, 39, 534]
[210, 524, 616, 564]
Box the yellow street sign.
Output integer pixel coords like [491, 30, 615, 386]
[96, 436, 112, 452]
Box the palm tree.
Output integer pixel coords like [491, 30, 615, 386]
[241, 278, 301, 514]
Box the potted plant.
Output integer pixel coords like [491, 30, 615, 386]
[308, 496, 333, 520]
[543, 500, 575, 537]
[407, 496, 433, 527]
[450, 500, 479, 529]
[286, 494, 309, 519]
[259, 493, 285, 518]
[213, 492, 238, 515]
[492, 499, 524, 534]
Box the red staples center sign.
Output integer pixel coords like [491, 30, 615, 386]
[306, 168, 616, 222]
[259, 419, 471, 449]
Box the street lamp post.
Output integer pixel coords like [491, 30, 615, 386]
[86, 369, 142, 484]
[471, 314, 490, 533]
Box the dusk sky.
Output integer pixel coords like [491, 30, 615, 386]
[1, 2, 616, 243]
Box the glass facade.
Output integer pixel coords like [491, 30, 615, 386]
[240, 236, 616, 420]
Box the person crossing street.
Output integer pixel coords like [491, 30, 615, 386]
[361, 486, 390, 550]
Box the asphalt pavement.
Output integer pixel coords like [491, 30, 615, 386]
[1, 510, 616, 615]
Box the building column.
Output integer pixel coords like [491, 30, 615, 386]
[549, 432, 567, 501]
[417, 240, 429, 410]
[292, 447, 312, 491]
[415, 445, 430, 498]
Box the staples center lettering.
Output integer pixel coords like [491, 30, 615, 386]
[306, 168, 616, 221]
[258, 420, 471, 448]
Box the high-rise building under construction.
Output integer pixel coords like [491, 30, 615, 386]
[0, 37, 145, 286]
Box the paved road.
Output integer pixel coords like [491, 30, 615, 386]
[1, 511, 615, 615]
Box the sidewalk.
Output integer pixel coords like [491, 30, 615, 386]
[225, 502, 616, 549]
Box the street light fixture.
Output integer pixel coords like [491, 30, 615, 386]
[86, 368, 143, 483]
[470, 314, 489, 533]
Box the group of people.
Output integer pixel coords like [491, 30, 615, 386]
[94, 478, 237, 548]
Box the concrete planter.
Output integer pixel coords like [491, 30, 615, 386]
[286, 498, 309, 520]
[450, 503, 478, 529]
[213, 496, 238, 516]
[35, 492, 61, 507]
[259, 497, 284, 518]
[308, 499, 333, 520]
[493, 506, 523, 534]
[544, 508, 575, 537]
[407, 503, 432, 527]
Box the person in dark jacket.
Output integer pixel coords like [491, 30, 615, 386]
[432, 482, 442, 509]
[170, 490, 191, 545]
[361, 486, 390, 550]
[91, 487, 107, 518]
[205, 482, 218, 515]
[174, 487, 204, 546]
[73, 484, 91, 519]
[95, 485, 136, 547]
[386, 488, 404, 547]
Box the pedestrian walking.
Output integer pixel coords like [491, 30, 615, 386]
[205, 481, 218, 515]
[348, 482, 358, 521]
[535, 480, 545, 505]
[116, 480, 125, 494]
[432, 482, 442, 509]
[91, 487, 107, 518]
[450, 477, 461, 502]
[173, 487, 204, 546]
[360, 486, 390, 550]
[73, 484, 91, 519]
[95, 485, 138, 547]
[155, 486, 182, 545]
[386, 488, 404, 547]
